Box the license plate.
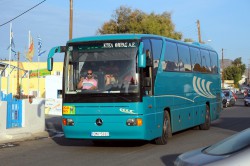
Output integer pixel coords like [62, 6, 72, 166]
[91, 132, 110, 137]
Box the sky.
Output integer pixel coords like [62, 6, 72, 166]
[0, 0, 250, 66]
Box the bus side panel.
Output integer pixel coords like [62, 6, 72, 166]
[154, 96, 172, 138]
[142, 96, 164, 140]
[209, 98, 221, 121]
[193, 102, 203, 126]
[171, 109, 181, 132]
[154, 71, 221, 133]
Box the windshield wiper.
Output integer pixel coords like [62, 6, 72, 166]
[110, 93, 132, 102]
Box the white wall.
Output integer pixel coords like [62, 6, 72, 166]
[0, 99, 45, 143]
[45, 75, 62, 99]
[45, 75, 63, 115]
[0, 101, 7, 137]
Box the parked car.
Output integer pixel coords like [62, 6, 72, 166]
[244, 93, 250, 106]
[244, 88, 250, 98]
[174, 128, 250, 166]
[221, 92, 227, 108]
[222, 89, 235, 107]
[240, 87, 248, 93]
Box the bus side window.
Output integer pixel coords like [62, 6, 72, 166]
[150, 38, 162, 75]
[210, 51, 218, 74]
[190, 47, 202, 72]
[144, 77, 151, 95]
[146, 49, 153, 66]
[164, 41, 179, 72]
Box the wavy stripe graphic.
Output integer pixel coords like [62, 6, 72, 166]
[197, 77, 209, 97]
[206, 81, 215, 97]
[201, 79, 211, 97]
[155, 76, 216, 103]
[155, 95, 195, 102]
[193, 77, 207, 98]
[193, 76, 216, 99]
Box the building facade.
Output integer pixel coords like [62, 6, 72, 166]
[0, 61, 63, 98]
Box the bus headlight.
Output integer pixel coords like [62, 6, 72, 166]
[126, 118, 143, 126]
[62, 118, 75, 126]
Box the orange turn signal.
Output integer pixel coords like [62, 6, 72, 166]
[136, 118, 143, 126]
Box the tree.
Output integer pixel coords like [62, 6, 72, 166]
[97, 6, 182, 40]
[232, 57, 246, 76]
[184, 38, 194, 42]
[223, 57, 246, 87]
[224, 66, 241, 86]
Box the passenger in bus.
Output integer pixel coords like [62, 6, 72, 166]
[123, 69, 136, 85]
[105, 74, 117, 85]
[102, 61, 119, 85]
[77, 69, 98, 90]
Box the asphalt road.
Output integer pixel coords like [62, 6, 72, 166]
[0, 95, 249, 166]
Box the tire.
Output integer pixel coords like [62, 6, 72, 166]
[155, 111, 172, 145]
[199, 105, 211, 130]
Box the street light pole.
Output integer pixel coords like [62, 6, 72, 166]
[222, 48, 224, 88]
[248, 59, 250, 86]
[69, 0, 73, 40]
[197, 20, 202, 43]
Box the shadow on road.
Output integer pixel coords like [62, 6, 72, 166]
[161, 154, 180, 166]
[45, 115, 63, 137]
[212, 117, 250, 132]
[51, 136, 149, 147]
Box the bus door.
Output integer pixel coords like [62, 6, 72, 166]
[141, 38, 163, 96]
[142, 39, 154, 96]
[141, 38, 163, 135]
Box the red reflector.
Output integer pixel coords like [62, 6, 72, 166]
[62, 118, 67, 126]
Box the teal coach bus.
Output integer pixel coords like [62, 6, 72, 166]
[47, 34, 221, 145]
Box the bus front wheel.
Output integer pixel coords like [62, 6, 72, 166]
[199, 104, 211, 130]
[155, 111, 172, 145]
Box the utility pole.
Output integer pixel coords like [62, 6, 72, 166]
[197, 20, 202, 43]
[221, 48, 224, 88]
[69, 0, 73, 40]
[17, 51, 20, 96]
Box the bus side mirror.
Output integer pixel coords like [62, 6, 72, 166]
[47, 58, 53, 71]
[138, 42, 146, 68]
[47, 46, 66, 71]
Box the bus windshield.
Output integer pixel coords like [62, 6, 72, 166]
[65, 40, 140, 94]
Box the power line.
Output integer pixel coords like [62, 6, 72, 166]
[0, 0, 46, 27]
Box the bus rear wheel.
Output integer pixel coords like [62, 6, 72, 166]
[199, 104, 210, 130]
[155, 111, 172, 145]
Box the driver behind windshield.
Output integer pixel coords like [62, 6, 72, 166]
[77, 69, 98, 90]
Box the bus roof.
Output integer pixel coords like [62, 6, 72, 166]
[68, 34, 215, 51]
[69, 34, 157, 43]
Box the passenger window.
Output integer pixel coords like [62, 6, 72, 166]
[151, 39, 163, 60]
[164, 41, 179, 71]
[142, 39, 153, 67]
[177, 44, 191, 72]
[210, 51, 218, 74]
[200, 49, 211, 73]
[151, 39, 163, 75]
[190, 47, 202, 72]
